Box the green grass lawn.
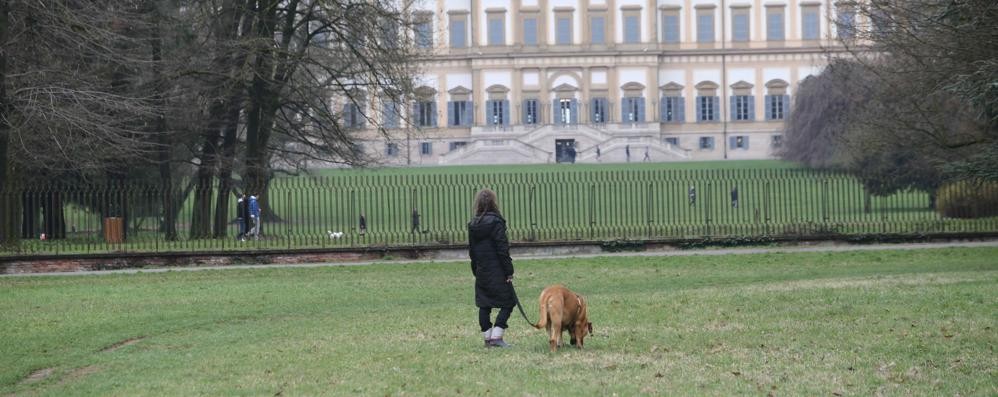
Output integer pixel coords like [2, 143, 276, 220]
[2, 247, 996, 395]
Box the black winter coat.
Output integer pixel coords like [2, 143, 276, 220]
[468, 212, 516, 308]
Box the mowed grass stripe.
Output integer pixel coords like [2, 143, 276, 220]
[1, 247, 996, 395]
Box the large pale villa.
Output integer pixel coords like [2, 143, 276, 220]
[350, 0, 860, 165]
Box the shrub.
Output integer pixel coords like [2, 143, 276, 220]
[935, 181, 998, 218]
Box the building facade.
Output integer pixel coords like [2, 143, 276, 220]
[354, 0, 859, 165]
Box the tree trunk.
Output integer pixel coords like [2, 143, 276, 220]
[0, 0, 17, 246]
[149, 0, 177, 241]
[213, 103, 241, 237]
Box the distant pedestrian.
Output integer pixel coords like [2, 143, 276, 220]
[248, 194, 261, 239]
[643, 146, 650, 162]
[411, 207, 421, 233]
[596, 145, 601, 161]
[731, 186, 739, 208]
[359, 212, 367, 236]
[625, 145, 631, 162]
[236, 193, 249, 241]
[688, 186, 696, 207]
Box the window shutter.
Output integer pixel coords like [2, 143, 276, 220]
[660, 97, 669, 122]
[461, 101, 473, 126]
[636, 97, 645, 122]
[621, 97, 629, 121]
[570, 99, 578, 124]
[447, 101, 456, 126]
[429, 102, 437, 127]
[552, 98, 562, 124]
[502, 100, 510, 126]
[676, 97, 685, 122]
[712, 96, 720, 122]
[384, 102, 398, 129]
[695, 96, 703, 122]
[783, 95, 791, 119]
[748, 96, 755, 121]
[729, 136, 736, 149]
[730, 96, 737, 120]
[745, 136, 751, 149]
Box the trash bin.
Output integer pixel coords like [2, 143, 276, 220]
[104, 217, 124, 244]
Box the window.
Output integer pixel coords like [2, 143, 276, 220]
[448, 141, 467, 151]
[766, 95, 787, 120]
[836, 7, 855, 39]
[522, 99, 539, 124]
[870, 8, 889, 39]
[523, 17, 538, 46]
[732, 12, 750, 42]
[767, 8, 785, 41]
[415, 19, 433, 48]
[344, 102, 364, 128]
[556, 16, 572, 44]
[382, 100, 399, 129]
[662, 14, 680, 44]
[415, 101, 436, 127]
[591, 97, 608, 123]
[380, 19, 398, 48]
[485, 100, 510, 126]
[730, 135, 748, 150]
[699, 136, 715, 150]
[771, 134, 783, 148]
[448, 101, 472, 127]
[554, 98, 577, 124]
[623, 15, 640, 44]
[665, 137, 679, 146]
[590, 16, 605, 44]
[420, 142, 432, 155]
[697, 96, 719, 122]
[449, 15, 467, 48]
[487, 14, 504, 46]
[621, 97, 645, 122]
[801, 7, 820, 40]
[385, 142, 399, 157]
[660, 96, 684, 123]
[732, 95, 754, 121]
[697, 12, 714, 43]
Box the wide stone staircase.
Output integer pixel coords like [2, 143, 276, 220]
[436, 123, 691, 165]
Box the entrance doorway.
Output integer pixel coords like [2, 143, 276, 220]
[555, 139, 577, 163]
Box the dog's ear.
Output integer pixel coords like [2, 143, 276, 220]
[587, 322, 593, 334]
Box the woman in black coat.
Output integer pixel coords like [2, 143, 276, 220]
[469, 188, 516, 348]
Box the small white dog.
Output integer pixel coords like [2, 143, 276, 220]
[328, 231, 344, 239]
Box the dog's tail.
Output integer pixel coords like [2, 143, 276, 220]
[533, 296, 548, 329]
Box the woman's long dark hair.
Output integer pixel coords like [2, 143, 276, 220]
[473, 188, 501, 217]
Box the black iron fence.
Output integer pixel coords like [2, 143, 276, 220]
[2, 169, 997, 255]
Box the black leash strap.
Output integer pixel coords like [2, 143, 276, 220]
[509, 282, 537, 327]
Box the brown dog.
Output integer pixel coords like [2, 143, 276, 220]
[534, 284, 593, 352]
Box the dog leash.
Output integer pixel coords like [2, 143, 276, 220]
[509, 282, 538, 327]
